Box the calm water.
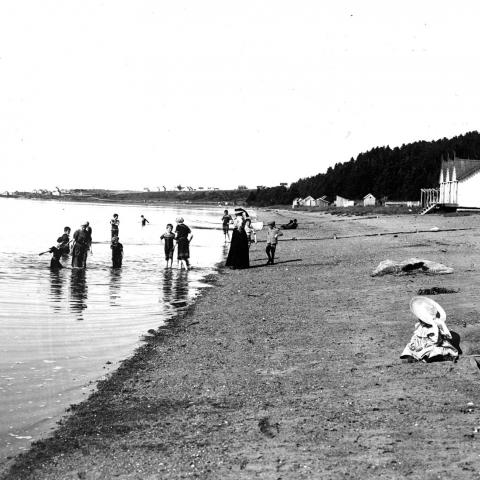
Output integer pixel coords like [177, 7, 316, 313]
[0, 198, 229, 463]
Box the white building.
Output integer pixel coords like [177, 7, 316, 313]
[315, 196, 330, 207]
[292, 197, 303, 208]
[363, 193, 376, 206]
[302, 196, 316, 207]
[335, 195, 354, 207]
[439, 156, 480, 208]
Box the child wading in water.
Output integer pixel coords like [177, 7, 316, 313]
[111, 236, 123, 268]
[265, 221, 283, 265]
[160, 223, 176, 268]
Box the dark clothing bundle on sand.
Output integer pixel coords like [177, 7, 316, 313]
[371, 258, 453, 276]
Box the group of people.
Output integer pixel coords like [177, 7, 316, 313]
[224, 208, 283, 269]
[46, 213, 192, 271]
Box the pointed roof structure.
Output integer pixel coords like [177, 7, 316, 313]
[441, 154, 480, 182]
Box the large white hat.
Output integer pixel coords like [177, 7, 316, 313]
[409, 296, 446, 326]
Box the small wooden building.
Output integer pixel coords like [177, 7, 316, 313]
[315, 195, 330, 207]
[292, 197, 303, 208]
[363, 193, 376, 206]
[302, 195, 316, 207]
[335, 195, 354, 207]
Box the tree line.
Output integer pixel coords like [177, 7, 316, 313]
[247, 131, 480, 206]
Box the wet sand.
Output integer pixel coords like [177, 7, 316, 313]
[4, 211, 480, 479]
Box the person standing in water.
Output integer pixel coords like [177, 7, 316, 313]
[175, 217, 193, 269]
[110, 213, 119, 239]
[141, 215, 149, 227]
[160, 223, 176, 268]
[71, 222, 90, 268]
[111, 236, 123, 268]
[57, 226, 71, 256]
[221, 209, 233, 242]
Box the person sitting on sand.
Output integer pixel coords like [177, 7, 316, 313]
[400, 297, 458, 362]
[280, 219, 298, 230]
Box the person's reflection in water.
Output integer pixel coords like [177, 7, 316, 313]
[49, 269, 64, 312]
[70, 269, 88, 320]
[160, 268, 189, 312]
[109, 267, 122, 307]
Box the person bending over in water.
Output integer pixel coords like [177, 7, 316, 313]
[141, 215, 149, 227]
[49, 246, 63, 269]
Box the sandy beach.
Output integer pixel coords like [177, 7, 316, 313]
[3, 210, 480, 479]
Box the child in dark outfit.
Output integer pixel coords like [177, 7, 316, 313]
[160, 223, 175, 268]
[111, 236, 123, 268]
[57, 226, 71, 256]
[49, 246, 63, 269]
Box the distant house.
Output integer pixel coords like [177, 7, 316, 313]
[292, 197, 303, 208]
[363, 193, 376, 206]
[335, 195, 354, 207]
[315, 196, 330, 207]
[439, 155, 480, 208]
[302, 196, 316, 207]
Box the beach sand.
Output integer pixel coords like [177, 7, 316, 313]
[4, 210, 480, 479]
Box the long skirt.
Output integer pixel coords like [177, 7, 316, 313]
[226, 228, 249, 269]
[71, 244, 87, 268]
[177, 238, 190, 261]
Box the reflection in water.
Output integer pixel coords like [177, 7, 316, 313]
[160, 268, 190, 311]
[109, 267, 122, 306]
[70, 269, 88, 320]
[49, 269, 64, 312]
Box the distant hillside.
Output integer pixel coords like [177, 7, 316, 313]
[11, 189, 253, 205]
[247, 131, 480, 206]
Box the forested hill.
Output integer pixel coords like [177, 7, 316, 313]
[247, 131, 480, 206]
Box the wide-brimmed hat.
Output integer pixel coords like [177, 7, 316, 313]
[410, 296, 446, 326]
[81, 221, 89, 226]
[176, 216, 184, 223]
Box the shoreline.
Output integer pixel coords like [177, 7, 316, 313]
[4, 211, 480, 478]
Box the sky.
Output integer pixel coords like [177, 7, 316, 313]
[1, 1, 480, 192]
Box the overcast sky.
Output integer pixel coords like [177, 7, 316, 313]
[1, 1, 479, 192]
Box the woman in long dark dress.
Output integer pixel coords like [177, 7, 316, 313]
[225, 211, 249, 269]
[175, 217, 193, 269]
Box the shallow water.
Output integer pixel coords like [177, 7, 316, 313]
[0, 198, 228, 462]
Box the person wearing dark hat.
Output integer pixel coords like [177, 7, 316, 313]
[265, 221, 283, 265]
[225, 211, 249, 269]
